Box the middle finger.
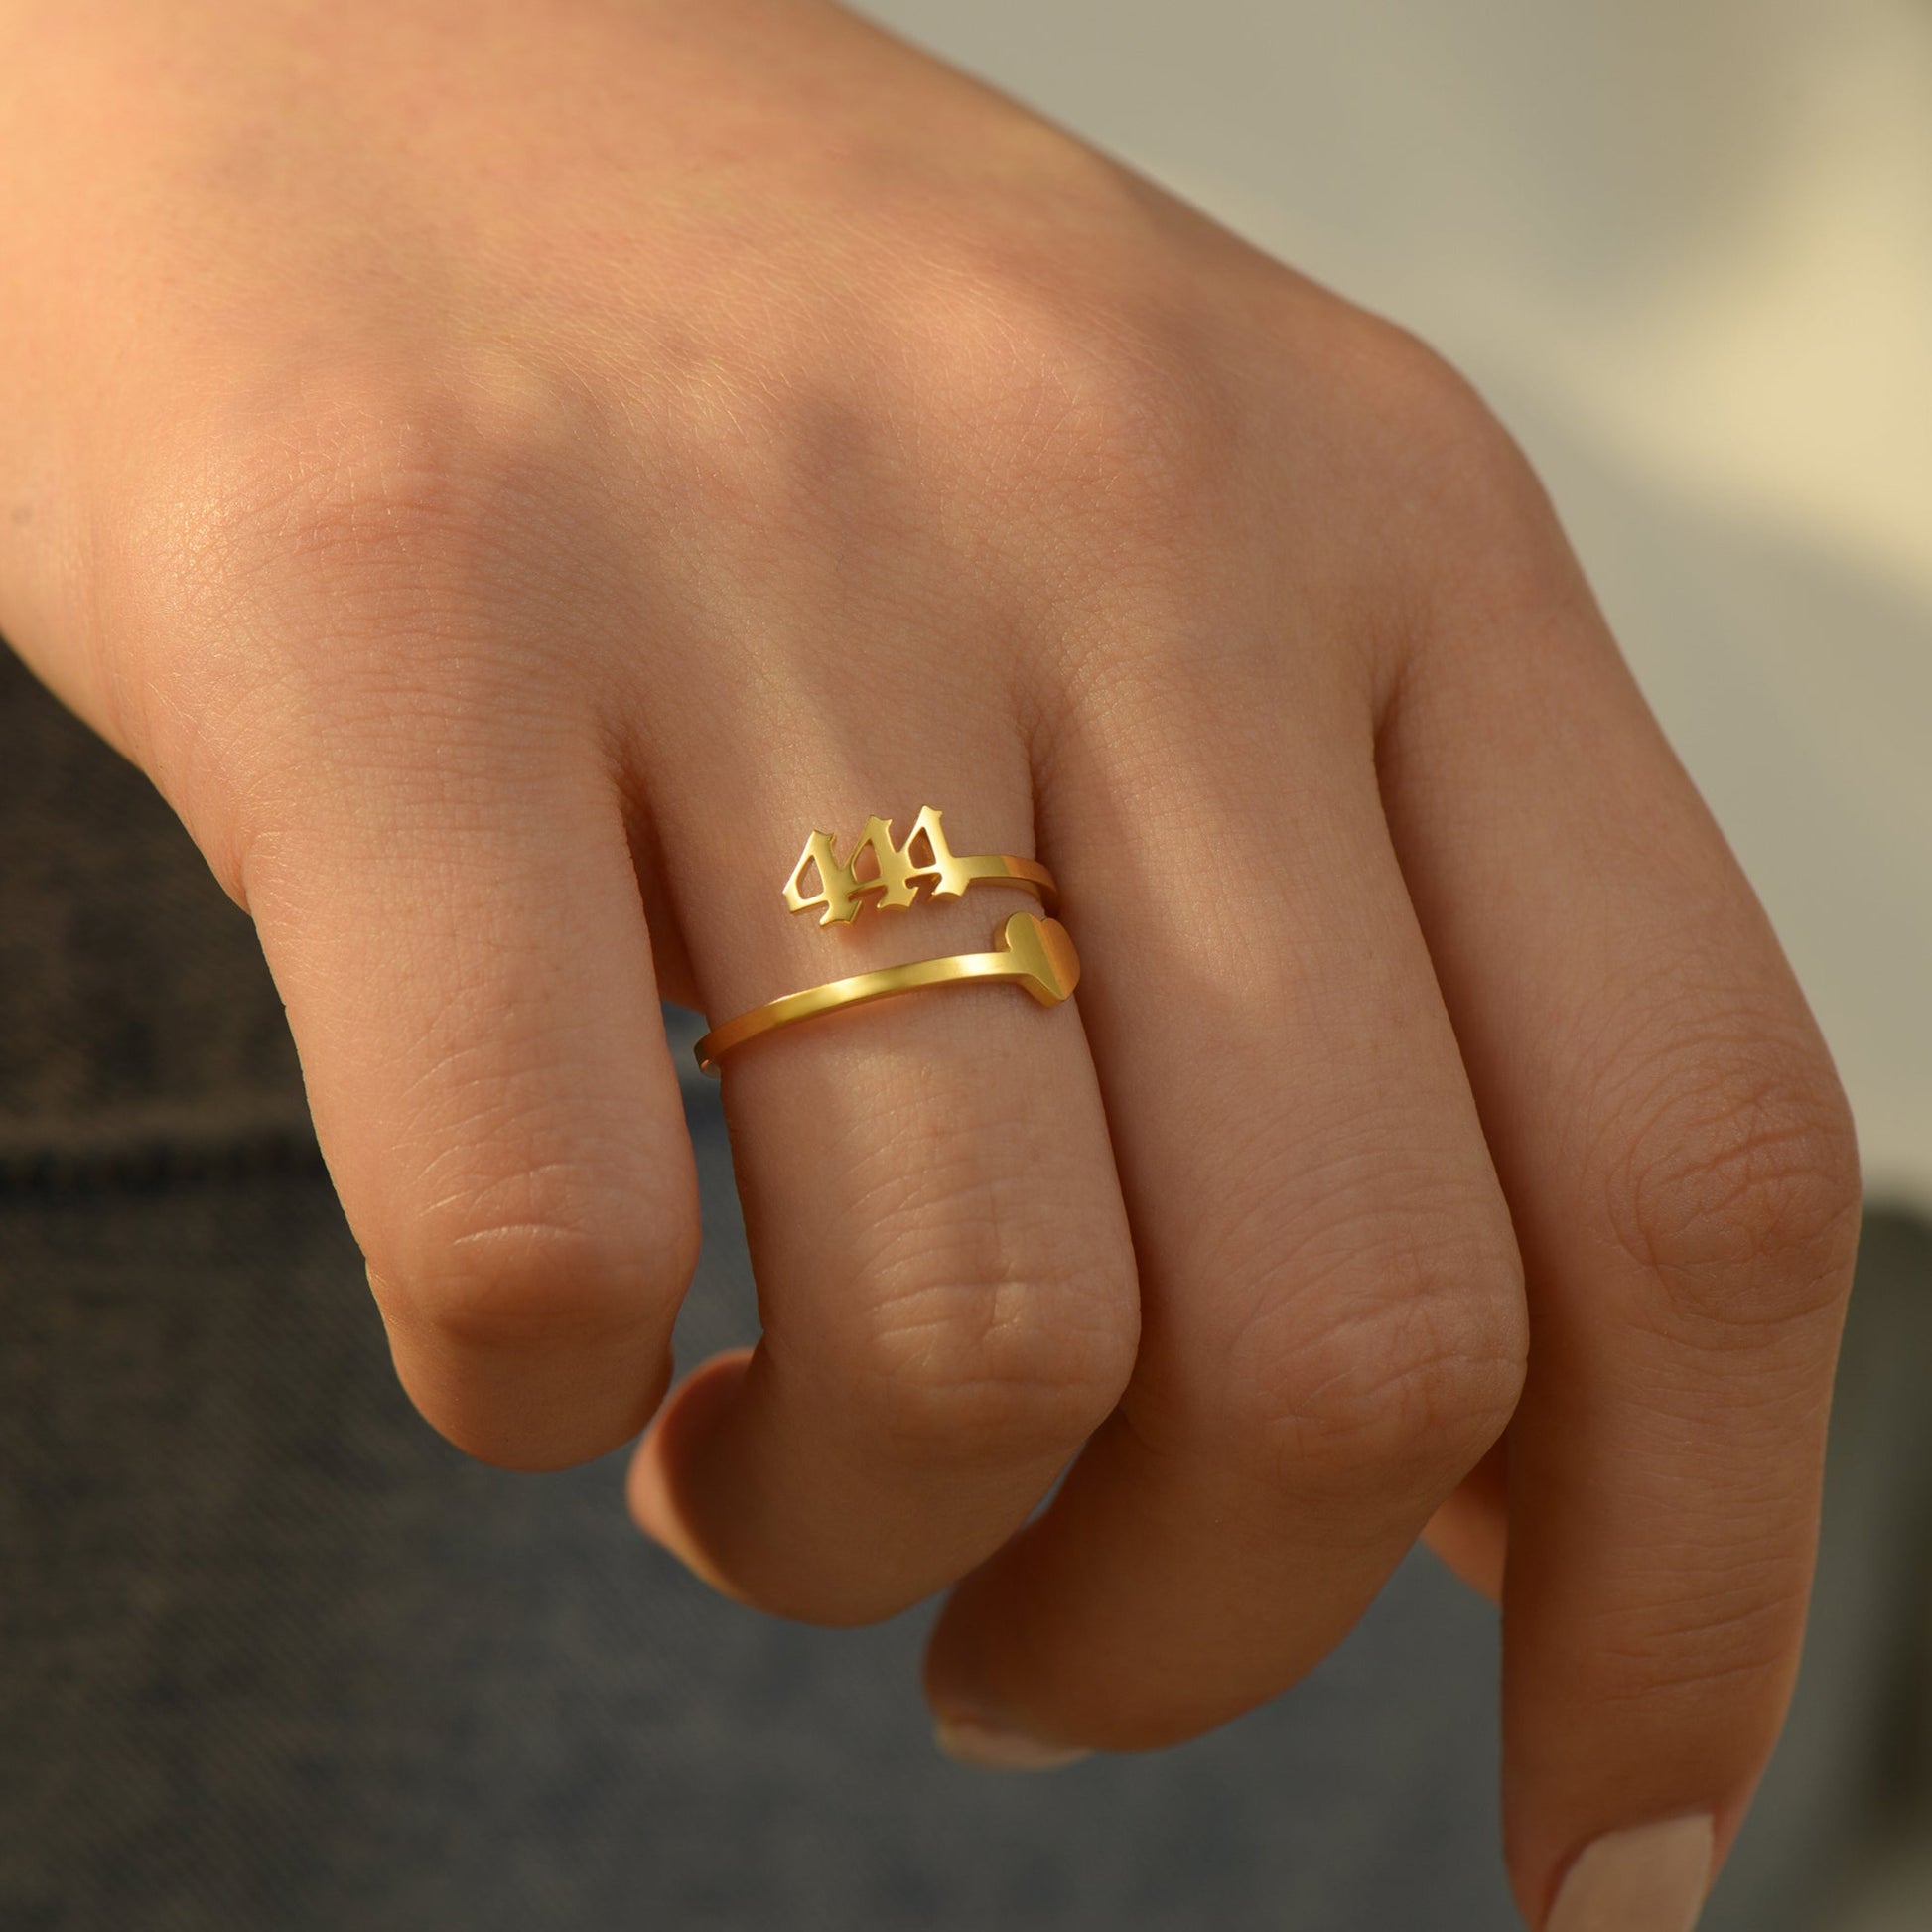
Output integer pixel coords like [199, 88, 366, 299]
[925, 646, 1529, 1749]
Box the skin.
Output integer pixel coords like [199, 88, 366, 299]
[0, 0, 1861, 1921]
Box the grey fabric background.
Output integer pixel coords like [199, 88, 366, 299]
[3, 643, 1929, 1929]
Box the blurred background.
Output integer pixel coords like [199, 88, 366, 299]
[2, 2, 1927, 1927]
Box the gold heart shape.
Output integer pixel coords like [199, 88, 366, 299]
[999, 912, 1081, 1006]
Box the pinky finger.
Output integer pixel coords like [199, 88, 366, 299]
[1379, 492, 1859, 1928]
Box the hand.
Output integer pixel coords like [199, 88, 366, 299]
[0, 1, 1859, 1921]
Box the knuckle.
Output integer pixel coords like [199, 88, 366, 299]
[859, 1263, 1140, 1467]
[1318, 314, 1526, 499]
[380, 1178, 697, 1359]
[831, 1145, 1140, 1465]
[119, 357, 601, 771]
[882, 242, 1232, 544]
[1226, 1219, 1528, 1501]
[1277, 304, 1572, 607]
[112, 359, 608, 894]
[180, 358, 595, 594]
[647, 211, 1229, 566]
[948, 291, 1200, 480]
[1603, 1029, 1862, 1331]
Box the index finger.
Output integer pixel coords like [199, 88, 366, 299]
[226, 682, 699, 1470]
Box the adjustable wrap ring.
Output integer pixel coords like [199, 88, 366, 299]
[694, 805, 1080, 1074]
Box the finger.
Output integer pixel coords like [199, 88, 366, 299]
[626, 707, 1139, 1626]
[241, 716, 700, 1473]
[922, 658, 1528, 1751]
[1377, 465, 1859, 1926]
[1423, 1436, 1510, 1603]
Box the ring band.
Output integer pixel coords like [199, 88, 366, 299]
[695, 911, 1081, 1074]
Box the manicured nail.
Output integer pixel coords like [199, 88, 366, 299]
[933, 1714, 1090, 1772]
[1547, 1814, 1715, 1932]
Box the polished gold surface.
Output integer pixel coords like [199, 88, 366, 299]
[695, 911, 1080, 1074]
[697, 805, 1077, 1072]
[782, 805, 1055, 925]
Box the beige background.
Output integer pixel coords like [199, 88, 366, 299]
[857, 0, 1932, 1209]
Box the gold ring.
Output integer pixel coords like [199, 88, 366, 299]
[696, 806, 1077, 1073]
[695, 910, 1080, 1074]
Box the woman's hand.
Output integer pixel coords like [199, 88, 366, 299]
[0, 1, 1859, 1922]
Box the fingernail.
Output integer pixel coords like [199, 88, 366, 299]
[1547, 1814, 1715, 1932]
[933, 1714, 1090, 1773]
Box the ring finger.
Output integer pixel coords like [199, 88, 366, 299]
[626, 677, 1139, 1624]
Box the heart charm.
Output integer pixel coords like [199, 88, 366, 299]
[999, 912, 1081, 1006]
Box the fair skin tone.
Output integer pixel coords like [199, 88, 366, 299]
[0, 0, 1861, 1922]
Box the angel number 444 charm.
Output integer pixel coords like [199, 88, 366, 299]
[782, 805, 1057, 925]
[691, 805, 1076, 1073]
